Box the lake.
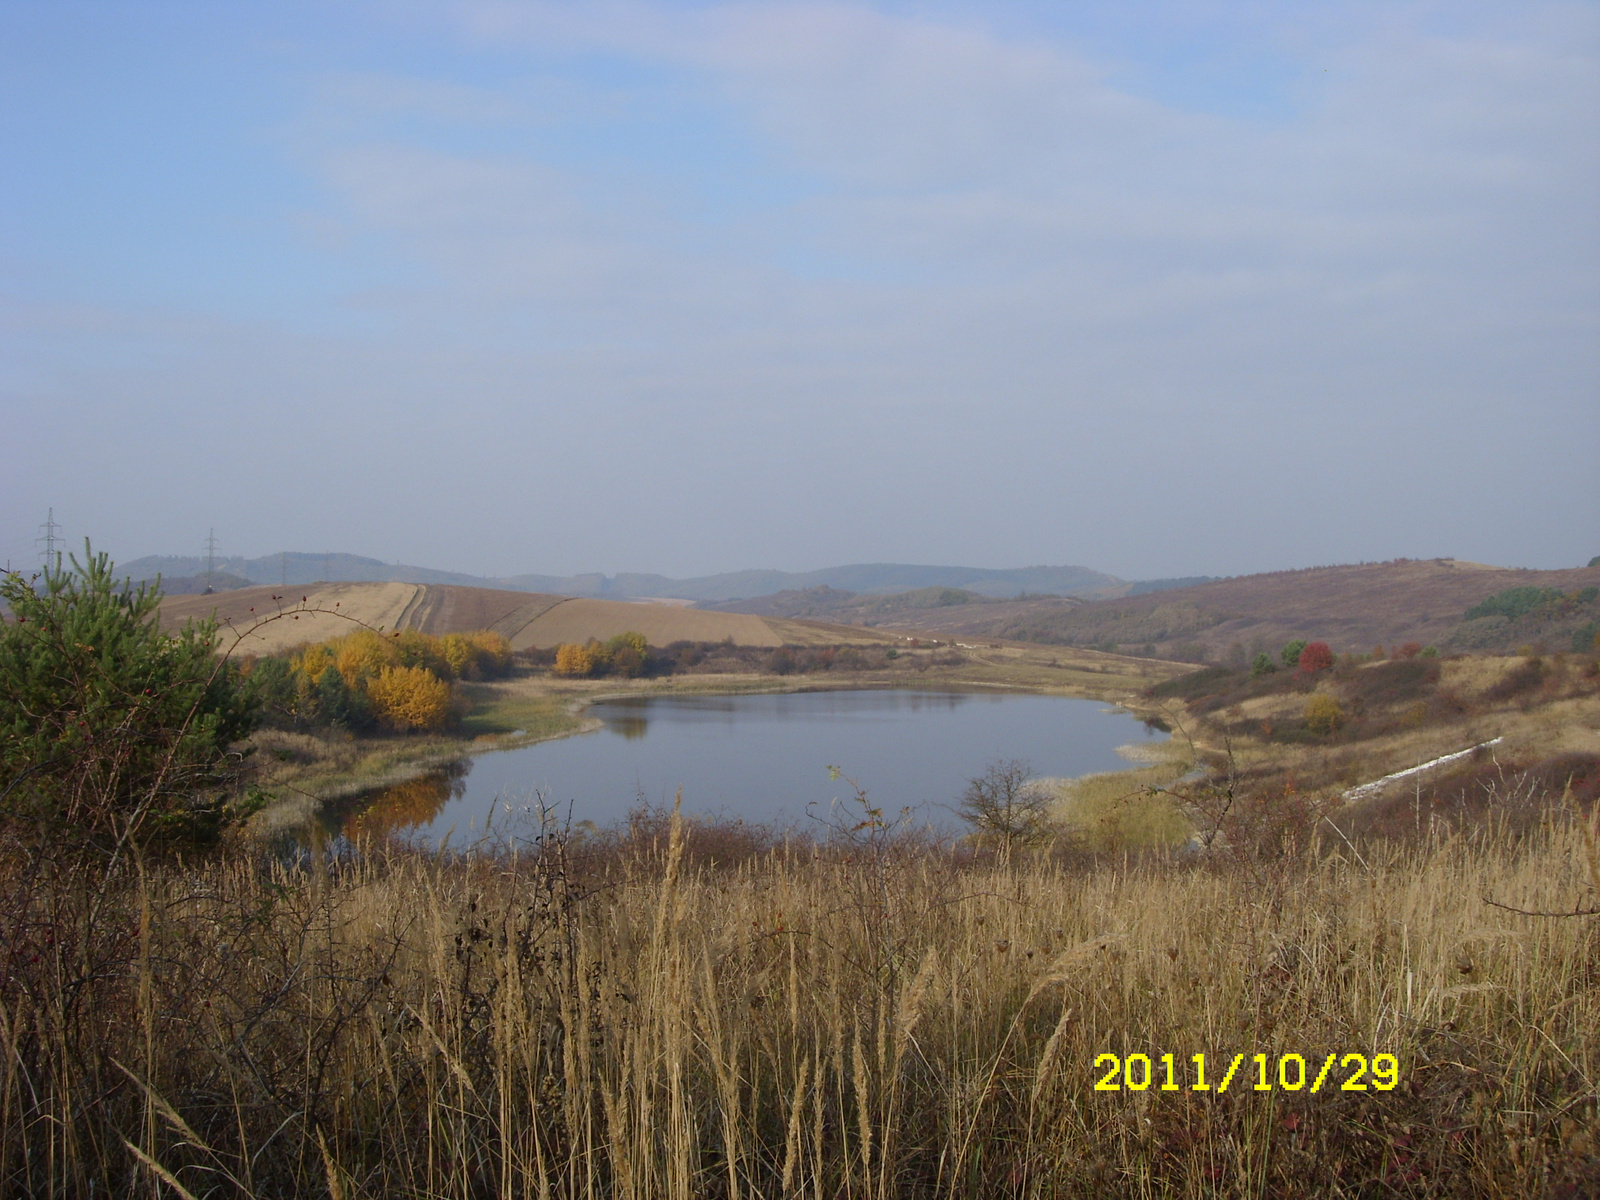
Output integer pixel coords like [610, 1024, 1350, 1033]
[329, 688, 1166, 845]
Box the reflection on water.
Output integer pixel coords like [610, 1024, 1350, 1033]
[610, 715, 649, 741]
[327, 759, 472, 841]
[333, 688, 1167, 846]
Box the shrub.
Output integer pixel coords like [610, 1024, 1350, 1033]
[1396, 642, 1423, 659]
[553, 643, 596, 677]
[1344, 658, 1439, 708]
[314, 665, 376, 732]
[366, 665, 452, 732]
[1297, 641, 1335, 674]
[469, 631, 513, 677]
[1250, 652, 1276, 678]
[1304, 693, 1345, 735]
[244, 655, 299, 725]
[0, 547, 255, 845]
[440, 631, 514, 680]
[957, 759, 1055, 853]
[604, 632, 648, 678]
[1147, 665, 1237, 701]
[1280, 639, 1307, 669]
[1485, 658, 1546, 703]
[1464, 586, 1562, 622]
[609, 646, 645, 677]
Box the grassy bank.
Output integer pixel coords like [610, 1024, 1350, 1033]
[3, 788, 1595, 1197]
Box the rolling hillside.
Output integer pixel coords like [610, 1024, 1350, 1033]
[767, 560, 1600, 660]
[159, 583, 797, 656]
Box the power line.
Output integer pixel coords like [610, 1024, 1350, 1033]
[36, 508, 62, 570]
[203, 529, 219, 594]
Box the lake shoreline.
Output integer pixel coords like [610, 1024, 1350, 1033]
[249, 647, 1187, 837]
[290, 687, 1178, 844]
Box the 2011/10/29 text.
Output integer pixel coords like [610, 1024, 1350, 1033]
[1093, 1053, 1399, 1093]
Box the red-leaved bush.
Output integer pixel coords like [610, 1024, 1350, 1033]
[1298, 641, 1335, 673]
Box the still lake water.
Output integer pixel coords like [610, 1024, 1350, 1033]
[331, 689, 1166, 845]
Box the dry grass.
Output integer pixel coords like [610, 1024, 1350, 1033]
[1048, 758, 1195, 852]
[2, 788, 1596, 1198]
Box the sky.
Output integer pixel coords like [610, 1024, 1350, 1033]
[2, 0, 1597, 582]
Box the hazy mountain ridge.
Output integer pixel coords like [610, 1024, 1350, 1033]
[116, 554, 1130, 602]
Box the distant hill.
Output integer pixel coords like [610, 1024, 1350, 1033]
[119, 552, 492, 590]
[153, 572, 254, 596]
[505, 563, 1127, 601]
[119, 554, 1129, 602]
[1128, 576, 1222, 595]
[850, 559, 1600, 660]
[703, 585, 990, 621]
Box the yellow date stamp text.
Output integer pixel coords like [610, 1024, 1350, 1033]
[1092, 1052, 1399, 1094]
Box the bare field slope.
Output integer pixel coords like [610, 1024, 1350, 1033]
[510, 597, 782, 649]
[160, 583, 792, 654]
[160, 583, 425, 654]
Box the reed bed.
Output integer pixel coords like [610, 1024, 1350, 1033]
[0, 799, 1595, 1198]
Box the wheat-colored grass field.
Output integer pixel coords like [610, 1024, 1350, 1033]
[3, 789, 1594, 1197]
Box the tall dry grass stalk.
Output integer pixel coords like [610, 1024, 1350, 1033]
[0, 797, 1595, 1197]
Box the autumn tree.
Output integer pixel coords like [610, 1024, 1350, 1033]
[605, 631, 648, 677]
[1297, 641, 1335, 674]
[335, 629, 398, 685]
[394, 629, 448, 677]
[366, 665, 452, 732]
[553, 643, 595, 677]
[469, 631, 512, 677]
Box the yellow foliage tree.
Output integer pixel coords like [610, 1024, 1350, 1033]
[394, 629, 448, 677]
[605, 631, 648, 677]
[469, 631, 512, 677]
[439, 633, 476, 679]
[553, 643, 595, 677]
[295, 644, 334, 682]
[366, 665, 452, 732]
[438, 630, 513, 680]
[1305, 693, 1345, 735]
[335, 629, 398, 685]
